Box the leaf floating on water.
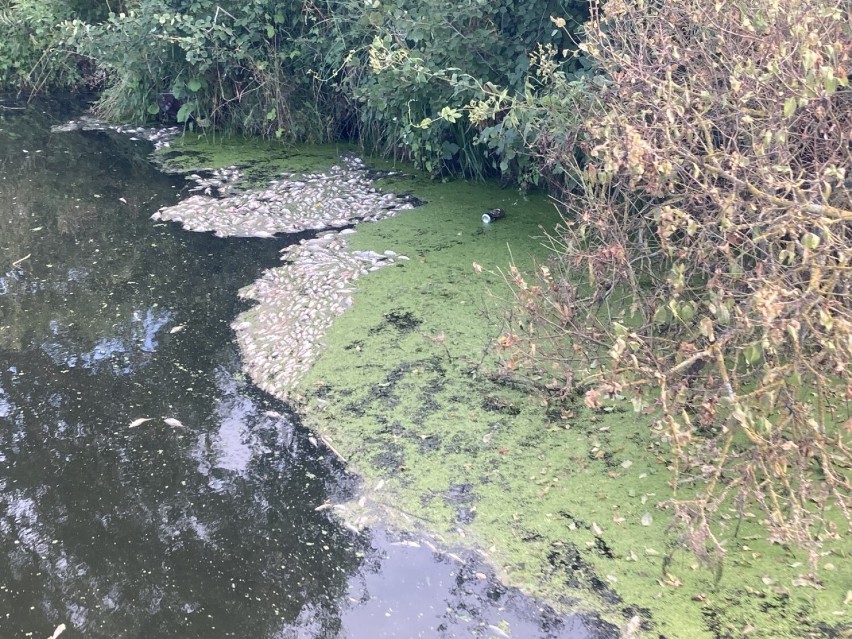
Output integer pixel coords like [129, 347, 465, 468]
[641, 513, 653, 526]
[163, 418, 184, 428]
[12, 254, 31, 267]
[791, 575, 823, 589]
[50, 625, 66, 639]
[129, 417, 153, 428]
[170, 325, 186, 334]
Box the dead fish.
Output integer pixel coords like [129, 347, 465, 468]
[169, 325, 186, 334]
[487, 624, 511, 638]
[391, 540, 421, 548]
[163, 418, 184, 428]
[50, 625, 67, 639]
[129, 417, 153, 428]
[314, 501, 334, 512]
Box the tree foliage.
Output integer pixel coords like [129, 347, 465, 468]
[0, 0, 105, 92]
[48, 0, 586, 176]
[496, 0, 850, 571]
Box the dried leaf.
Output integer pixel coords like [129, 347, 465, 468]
[641, 513, 653, 526]
[584, 389, 602, 409]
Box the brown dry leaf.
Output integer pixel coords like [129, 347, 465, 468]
[584, 389, 602, 409]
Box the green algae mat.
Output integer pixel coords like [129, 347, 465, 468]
[155, 136, 851, 639]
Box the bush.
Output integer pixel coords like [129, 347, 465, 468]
[350, 0, 588, 176]
[499, 0, 850, 571]
[62, 0, 337, 139]
[58, 0, 588, 173]
[0, 0, 102, 92]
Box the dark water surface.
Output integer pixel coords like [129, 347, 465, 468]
[0, 100, 610, 639]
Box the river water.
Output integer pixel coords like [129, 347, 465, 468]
[0, 99, 611, 639]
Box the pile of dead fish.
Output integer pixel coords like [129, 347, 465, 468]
[150, 155, 420, 395]
[233, 230, 409, 398]
[56, 114, 419, 396]
[151, 155, 416, 237]
[51, 116, 180, 149]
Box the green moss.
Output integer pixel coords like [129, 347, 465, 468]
[154, 139, 851, 638]
[154, 133, 357, 183]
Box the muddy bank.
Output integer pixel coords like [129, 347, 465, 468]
[148, 135, 849, 639]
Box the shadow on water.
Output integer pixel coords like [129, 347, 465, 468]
[0, 98, 615, 638]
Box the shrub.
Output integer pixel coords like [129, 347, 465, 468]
[349, 0, 588, 177]
[60, 0, 588, 173]
[0, 0, 101, 93]
[499, 0, 850, 571]
[62, 0, 336, 139]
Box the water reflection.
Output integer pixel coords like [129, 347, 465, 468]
[0, 101, 613, 639]
[1, 101, 358, 638]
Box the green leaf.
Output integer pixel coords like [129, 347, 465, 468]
[653, 306, 670, 325]
[744, 343, 762, 365]
[147, 103, 160, 115]
[783, 97, 796, 118]
[187, 78, 202, 92]
[176, 103, 194, 123]
[801, 232, 820, 250]
[678, 302, 695, 322]
[265, 109, 276, 121]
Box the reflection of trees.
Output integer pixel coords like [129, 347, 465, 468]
[0, 104, 363, 638]
[0, 106, 176, 355]
[0, 360, 361, 638]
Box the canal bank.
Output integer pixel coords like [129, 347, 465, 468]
[150, 135, 850, 639]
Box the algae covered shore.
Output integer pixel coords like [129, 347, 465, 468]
[153, 136, 850, 639]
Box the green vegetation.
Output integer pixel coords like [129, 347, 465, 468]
[153, 135, 850, 637]
[4, 0, 850, 633]
[299, 171, 850, 638]
[1, 0, 587, 178]
[477, 0, 851, 578]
